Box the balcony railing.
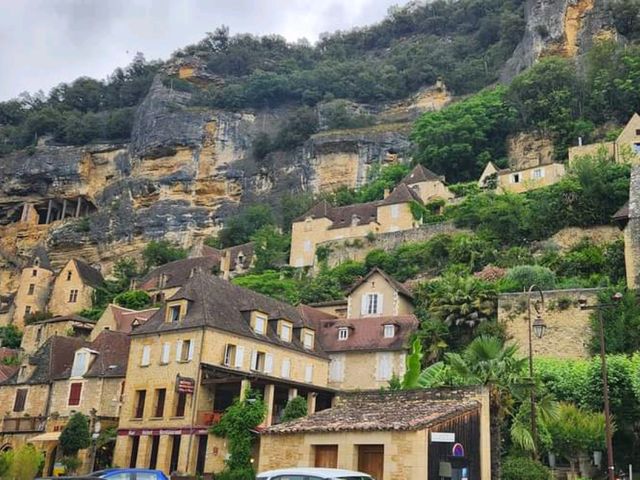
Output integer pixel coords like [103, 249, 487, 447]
[196, 411, 223, 426]
[2, 416, 46, 433]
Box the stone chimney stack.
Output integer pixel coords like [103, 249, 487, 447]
[383, 188, 390, 199]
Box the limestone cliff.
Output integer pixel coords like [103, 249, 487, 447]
[501, 0, 618, 82]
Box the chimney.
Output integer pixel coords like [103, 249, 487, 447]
[383, 188, 390, 199]
[578, 137, 583, 146]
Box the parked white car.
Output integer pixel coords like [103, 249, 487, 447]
[257, 467, 374, 480]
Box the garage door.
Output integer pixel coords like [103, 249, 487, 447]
[358, 445, 384, 480]
[314, 445, 338, 468]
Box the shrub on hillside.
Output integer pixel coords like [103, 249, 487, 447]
[499, 265, 556, 292]
[502, 456, 552, 480]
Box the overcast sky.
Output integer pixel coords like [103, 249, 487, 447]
[0, 0, 403, 101]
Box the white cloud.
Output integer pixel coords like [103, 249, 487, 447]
[0, 0, 400, 100]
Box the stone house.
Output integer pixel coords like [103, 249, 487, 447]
[308, 268, 418, 390]
[11, 248, 55, 329]
[568, 113, 640, 164]
[290, 165, 453, 267]
[113, 272, 333, 477]
[21, 314, 95, 354]
[219, 242, 255, 279]
[47, 259, 104, 317]
[259, 388, 492, 480]
[90, 304, 158, 341]
[479, 160, 566, 194]
[498, 288, 602, 359]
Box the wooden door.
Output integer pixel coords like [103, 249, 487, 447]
[314, 445, 338, 468]
[358, 445, 384, 480]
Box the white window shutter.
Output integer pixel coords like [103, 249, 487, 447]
[141, 346, 150, 366]
[377, 353, 392, 381]
[360, 294, 368, 315]
[250, 350, 258, 371]
[264, 353, 273, 374]
[281, 358, 291, 378]
[377, 294, 384, 314]
[175, 340, 183, 362]
[329, 358, 339, 382]
[162, 343, 170, 364]
[305, 364, 313, 383]
[187, 340, 195, 361]
[235, 346, 244, 368]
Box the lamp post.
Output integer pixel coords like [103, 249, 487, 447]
[578, 292, 623, 480]
[527, 285, 547, 457]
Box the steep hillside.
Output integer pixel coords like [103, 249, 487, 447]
[0, 0, 628, 286]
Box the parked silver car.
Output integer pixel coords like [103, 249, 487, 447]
[257, 467, 374, 480]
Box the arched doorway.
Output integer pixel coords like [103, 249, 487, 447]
[0, 443, 12, 453]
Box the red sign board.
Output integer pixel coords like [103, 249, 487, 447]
[176, 375, 195, 394]
[117, 427, 209, 436]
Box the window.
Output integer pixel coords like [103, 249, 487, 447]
[376, 352, 393, 381]
[338, 327, 349, 341]
[305, 364, 314, 383]
[170, 435, 182, 473]
[281, 358, 291, 378]
[634, 143, 640, 154]
[303, 331, 314, 350]
[68, 289, 78, 303]
[280, 322, 292, 342]
[168, 305, 181, 323]
[511, 173, 521, 184]
[153, 389, 166, 418]
[129, 436, 140, 468]
[329, 355, 345, 382]
[160, 343, 171, 364]
[304, 218, 313, 232]
[303, 240, 312, 252]
[175, 391, 187, 417]
[148, 435, 160, 469]
[68, 382, 82, 406]
[390, 204, 400, 219]
[176, 340, 194, 362]
[13, 388, 27, 412]
[134, 390, 146, 418]
[27, 284, 35, 295]
[251, 351, 266, 372]
[71, 351, 88, 377]
[31, 269, 37, 277]
[24, 305, 31, 316]
[383, 325, 395, 338]
[636, 129, 640, 136]
[66, 270, 72, 281]
[532, 168, 544, 179]
[36, 327, 43, 344]
[254, 315, 267, 334]
[223, 344, 236, 367]
[234, 346, 245, 368]
[140, 345, 151, 367]
[363, 293, 381, 315]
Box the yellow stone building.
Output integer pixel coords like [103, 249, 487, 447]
[11, 248, 54, 329]
[259, 388, 492, 480]
[568, 113, 640, 164]
[113, 273, 334, 477]
[290, 165, 453, 267]
[20, 314, 95, 354]
[47, 259, 104, 317]
[479, 160, 566, 193]
[91, 304, 158, 341]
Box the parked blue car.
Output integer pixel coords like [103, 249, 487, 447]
[89, 469, 170, 480]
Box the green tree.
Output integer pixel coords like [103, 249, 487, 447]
[250, 226, 290, 272]
[0, 325, 23, 348]
[216, 205, 276, 249]
[280, 396, 308, 422]
[0, 444, 44, 480]
[142, 240, 187, 269]
[59, 412, 91, 456]
[113, 290, 151, 310]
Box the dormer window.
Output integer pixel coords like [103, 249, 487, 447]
[302, 329, 315, 350]
[71, 350, 89, 377]
[168, 305, 181, 323]
[338, 327, 349, 341]
[279, 321, 292, 342]
[166, 300, 189, 323]
[252, 313, 267, 335]
[383, 324, 396, 338]
[158, 273, 167, 289]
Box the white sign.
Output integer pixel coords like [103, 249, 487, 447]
[431, 432, 455, 443]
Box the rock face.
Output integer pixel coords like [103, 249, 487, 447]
[501, 0, 617, 82]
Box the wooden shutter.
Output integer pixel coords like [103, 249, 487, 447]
[68, 383, 82, 406]
[360, 294, 368, 315]
[377, 293, 384, 314]
[141, 346, 150, 366]
[250, 350, 258, 371]
[13, 388, 27, 412]
[264, 353, 273, 374]
[187, 340, 195, 361]
[234, 346, 244, 368]
[281, 358, 291, 378]
[161, 343, 170, 364]
[175, 340, 183, 362]
[315, 445, 338, 468]
[305, 364, 313, 383]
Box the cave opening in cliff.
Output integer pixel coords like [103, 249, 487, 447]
[31, 197, 97, 225]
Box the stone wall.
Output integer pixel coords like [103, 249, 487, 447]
[498, 288, 601, 359]
[550, 225, 622, 251]
[320, 222, 466, 268]
[625, 166, 640, 289]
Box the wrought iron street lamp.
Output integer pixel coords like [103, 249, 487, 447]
[578, 292, 623, 480]
[527, 285, 547, 456]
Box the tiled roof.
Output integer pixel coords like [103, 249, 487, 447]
[0, 364, 18, 383]
[264, 389, 480, 434]
[297, 304, 338, 324]
[380, 182, 422, 206]
[108, 304, 158, 334]
[189, 243, 223, 260]
[73, 259, 104, 288]
[132, 272, 328, 358]
[0, 347, 19, 362]
[613, 201, 629, 222]
[138, 256, 221, 290]
[326, 202, 380, 230]
[401, 164, 444, 184]
[346, 267, 414, 299]
[225, 242, 255, 271]
[83, 331, 131, 378]
[31, 314, 96, 325]
[313, 314, 418, 352]
[30, 245, 52, 271]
